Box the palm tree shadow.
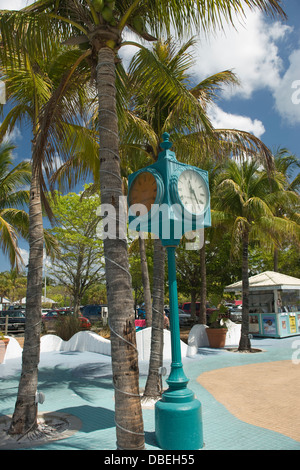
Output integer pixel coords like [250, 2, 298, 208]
[37, 363, 114, 403]
[56, 405, 115, 432]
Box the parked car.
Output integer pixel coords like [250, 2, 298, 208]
[178, 310, 192, 326]
[7, 305, 25, 312]
[80, 305, 102, 323]
[181, 302, 218, 322]
[0, 310, 26, 331]
[41, 308, 52, 317]
[229, 307, 242, 322]
[42, 310, 91, 330]
[164, 307, 192, 326]
[79, 316, 92, 330]
[42, 310, 59, 321]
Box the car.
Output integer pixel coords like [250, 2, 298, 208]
[178, 310, 192, 326]
[42, 311, 91, 330]
[42, 310, 59, 321]
[0, 310, 26, 331]
[164, 307, 191, 326]
[41, 308, 52, 317]
[7, 305, 25, 312]
[80, 304, 102, 323]
[79, 316, 91, 329]
[229, 308, 242, 322]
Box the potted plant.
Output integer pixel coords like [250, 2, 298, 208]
[0, 331, 9, 363]
[206, 308, 228, 348]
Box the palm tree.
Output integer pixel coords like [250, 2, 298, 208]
[0, 143, 31, 272]
[272, 147, 300, 270]
[213, 159, 300, 351]
[0, 0, 286, 449]
[0, 39, 92, 435]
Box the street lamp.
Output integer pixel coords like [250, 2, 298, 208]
[128, 133, 211, 450]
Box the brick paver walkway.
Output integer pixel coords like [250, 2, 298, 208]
[198, 360, 300, 442]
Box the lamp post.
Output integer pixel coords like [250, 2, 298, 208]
[128, 133, 211, 450]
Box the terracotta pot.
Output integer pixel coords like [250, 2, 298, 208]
[0, 338, 9, 363]
[206, 328, 227, 348]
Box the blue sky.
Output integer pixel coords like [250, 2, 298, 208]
[0, 0, 300, 272]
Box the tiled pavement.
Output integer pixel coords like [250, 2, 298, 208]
[0, 336, 299, 450]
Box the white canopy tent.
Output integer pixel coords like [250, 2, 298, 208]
[225, 271, 300, 338]
[225, 271, 300, 292]
[20, 296, 56, 305]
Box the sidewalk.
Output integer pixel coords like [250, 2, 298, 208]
[0, 336, 299, 450]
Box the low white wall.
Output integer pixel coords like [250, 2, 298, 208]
[187, 325, 209, 356]
[136, 327, 188, 361]
[4, 328, 189, 362]
[187, 320, 242, 356]
[40, 331, 111, 356]
[3, 336, 22, 360]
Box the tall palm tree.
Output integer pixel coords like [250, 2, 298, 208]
[0, 39, 91, 435]
[213, 159, 300, 351]
[272, 147, 300, 270]
[0, 143, 31, 272]
[0, 0, 286, 449]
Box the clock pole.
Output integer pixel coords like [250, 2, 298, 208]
[128, 133, 208, 450]
[155, 244, 203, 450]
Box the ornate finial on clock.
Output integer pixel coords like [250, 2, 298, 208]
[160, 132, 173, 150]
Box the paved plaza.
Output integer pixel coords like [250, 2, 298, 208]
[0, 335, 299, 451]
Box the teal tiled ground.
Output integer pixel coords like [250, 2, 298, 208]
[0, 336, 299, 450]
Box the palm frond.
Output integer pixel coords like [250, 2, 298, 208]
[0, 214, 24, 271]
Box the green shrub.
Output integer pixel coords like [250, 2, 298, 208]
[54, 315, 81, 341]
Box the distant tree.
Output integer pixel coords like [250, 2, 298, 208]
[271, 148, 300, 271]
[0, 269, 27, 304]
[214, 159, 300, 351]
[0, 143, 31, 271]
[48, 189, 105, 315]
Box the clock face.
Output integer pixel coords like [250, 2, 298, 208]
[128, 171, 157, 214]
[177, 169, 208, 214]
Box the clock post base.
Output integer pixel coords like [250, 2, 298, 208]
[155, 388, 203, 450]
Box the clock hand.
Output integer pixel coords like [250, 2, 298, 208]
[189, 182, 200, 205]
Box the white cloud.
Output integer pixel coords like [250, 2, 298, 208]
[273, 49, 300, 124]
[191, 10, 293, 99]
[207, 103, 265, 138]
[20, 248, 52, 271]
[0, 0, 32, 9]
[19, 248, 29, 266]
[3, 126, 22, 143]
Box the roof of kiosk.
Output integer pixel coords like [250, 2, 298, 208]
[225, 271, 300, 292]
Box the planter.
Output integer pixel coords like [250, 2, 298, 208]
[206, 328, 227, 348]
[0, 338, 9, 363]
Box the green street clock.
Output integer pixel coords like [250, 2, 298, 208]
[128, 133, 207, 450]
[128, 133, 211, 245]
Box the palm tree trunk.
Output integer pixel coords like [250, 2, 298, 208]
[199, 239, 207, 324]
[238, 229, 251, 351]
[9, 166, 43, 435]
[142, 238, 165, 402]
[190, 289, 197, 323]
[97, 46, 144, 450]
[139, 236, 152, 327]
